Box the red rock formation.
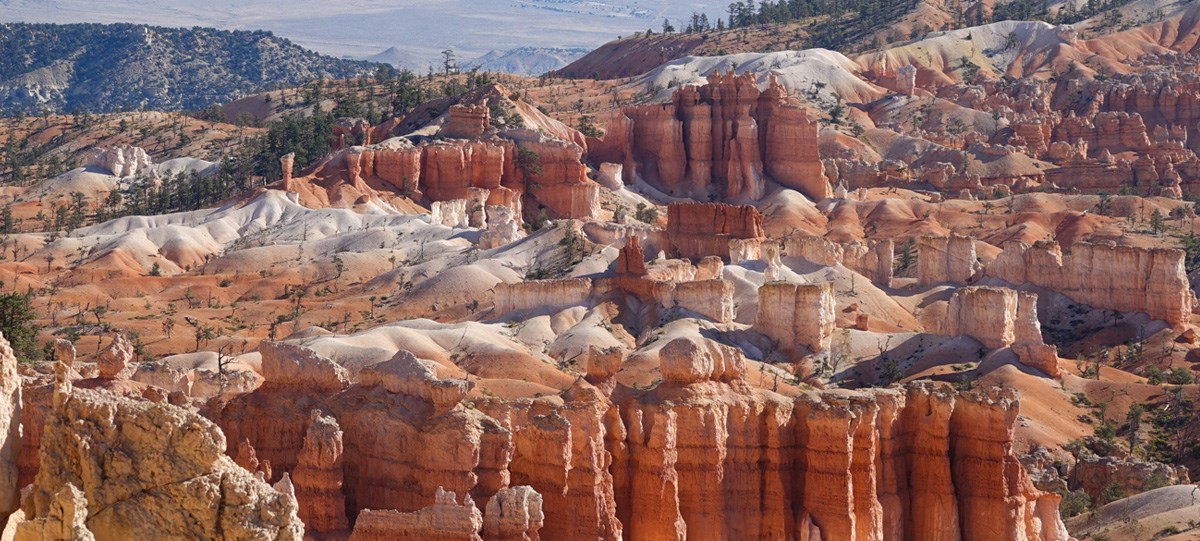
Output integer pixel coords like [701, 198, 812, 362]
[370, 140, 423, 196]
[217, 343, 349, 482]
[475, 382, 622, 541]
[423, 141, 507, 202]
[235, 438, 273, 481]
[760, 77, 828, 200]
[333, 352, 510, 515]
[665, 202, 764, 260]
[950, 387, 1069, 541]
[606, 336, 1068, 541]
[207, 337, 1074, 541]
[283, 86, 597, 220]
[293, 411, 349, 533]
[601, 72, 826, 201]
[615, 236, 648, 276]
[442, 104, 490, 139]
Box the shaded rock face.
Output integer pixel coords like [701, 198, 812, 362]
[786, 235, 894, 287]
[13, 483, 94, 541]
[665, 202, 765, 260]
[943, 287, 1060, 376]
[293, 411, 348, 533]
[1070, 456, 1190, 503]
[0, 333, 20, 523]
[599, 72, 827, 201]
[987, 240, 1194, 327]
[23, 383, 303, 540]
[212, 340, 1069, 541]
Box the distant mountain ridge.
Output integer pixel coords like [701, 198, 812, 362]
[465, 47, 591, 76]
[0, 22, 378, 115]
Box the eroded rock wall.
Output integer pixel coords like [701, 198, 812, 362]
[602, 72, 826, 201]
[205, 339, 1069, 541]
[987, 240, 1193, 327]
[494, 279, 593, 315]
[918, 234, 979, 286]
[755, 282, 836, 355]
[666, 203, 765, 260]
[786, 235, 894, 287]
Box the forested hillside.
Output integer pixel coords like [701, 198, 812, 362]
[0, 23, 377, 115]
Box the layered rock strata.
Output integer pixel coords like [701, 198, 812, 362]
[755, 281, 837, 356]
[494, 279, 593, 315]
[293, 411, 349, 533]
[918, 234, 979, 286]
[349, 487, 483, 541]
[596, 72, 827, 201]
[987, 240, 1193, 327]
[665, 203, 765, 260]
[941, 287, 1059, 376]
[659, 279, 736, 323]
[607, 340, 1069, 541]
[210, 339, 1071, 541]
[786, 235, 895, 287]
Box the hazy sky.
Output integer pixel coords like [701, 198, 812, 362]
[0, 0, 731, 67]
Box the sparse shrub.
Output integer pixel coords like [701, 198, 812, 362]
[634, 203, 658, 224]
[1098, 482, 1125, 505]
[1166, 367, 1194, 385]
[1059, 489, 1090, 518]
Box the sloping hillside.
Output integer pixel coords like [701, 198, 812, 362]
[0, 22, 377, 115]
